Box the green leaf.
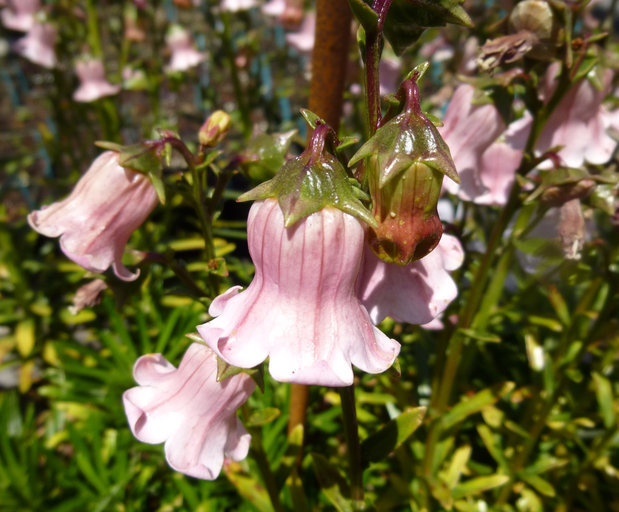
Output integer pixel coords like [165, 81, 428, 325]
[310, 453, 353, 512]
[451, 474, 510, 499]
[224, 462, 274, 512]
[348, 0, 378, 34]
[148, 171, 166, 205]
[441, 382, 515, 431]
[299, 109, 322, 130]
[521, 474, 555, 497]
[245, 407, 281, 428]
[15, 319, 35, 358]
[383, 0, 472, 55]
[546, 285, 570, 326]
[442, 444, 472, 489]
[477, 424, 509, 469]
[361, 406, 426, 464]
[592, 372, 615, 429]
[275, 424, 304, 482]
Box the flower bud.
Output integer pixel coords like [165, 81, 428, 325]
[199, 110, 232, 147]
[349, 78, 458, 265]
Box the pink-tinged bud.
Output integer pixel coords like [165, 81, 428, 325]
[73, 59, 121, 103]
[199, 110, 231, 147]
[358, 233, 464, 325]
[14, 22, 56, 68]
[27, 151, 159, 281]
[350, 78, 458, 265]
[197, 199, 400, 386]
[1, 0, 39, 32]
[123, 343, 255, 480]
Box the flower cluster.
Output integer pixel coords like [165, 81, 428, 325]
[28, 90, 464, 481]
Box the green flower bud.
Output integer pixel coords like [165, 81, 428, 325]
[199, 110, 231, 147]
[349, 78, 458, 265]
[239, 123, 376, 228]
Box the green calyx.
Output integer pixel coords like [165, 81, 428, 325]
[238, 123, 376, 228]
[349, 78, 459, 188]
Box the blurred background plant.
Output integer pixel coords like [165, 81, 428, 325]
[0, 0, 618, 510]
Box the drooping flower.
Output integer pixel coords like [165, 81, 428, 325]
[73, 59, 121, 103]
[198, 198, 400, 387]
[220, 0, 258, 11]
[1, 0, 39, 32]
[439, 84, 506, 203]
[358, 233, 464, 326]
[537, 64, 618, 168]
[14, 22, 56, 68]
[285, 11, 315, 54]
[123, 343, 255, 480]
[28, 151, 159, 281]
[165, 25, 205, 73]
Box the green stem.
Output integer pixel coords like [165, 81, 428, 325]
[85, 0, 102, 57]
[250, 443, 285, 512]
[220, 12, 251, 138]
[339, 385, 364, 504]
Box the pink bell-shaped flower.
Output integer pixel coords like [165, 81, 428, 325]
[27, 151, 159, 281]
[439, 84, 506, 202]
[537, 64, 618, 168]
[358, 233, 464, 325]
[73, 59, 121, 103]
[1, 0, 39, 32]
[165, 25, 205, 73]
[198, 198, 400, 387]
[123, 343, 255, 480]
[14, 21, 56, 68]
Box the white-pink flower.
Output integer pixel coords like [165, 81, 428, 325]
[285, 12, 315, 54]
[198, 199, 400, 387]
[439, 84, 506, 202]
[220, 0, 258, 11]
[14, 22, 56, 68]
[358, 234, 464, 326]
[123, 343, 254, 480]
[28, 151, 159, 281]
[1, 0, 39, 32]
[73, 59, 121, 103]
[537, 64, 618, 168]
[165, 25, 205, 73]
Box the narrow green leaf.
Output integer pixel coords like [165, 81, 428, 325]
[311, 453, 353, 512]
[246, 408, 281, 428]
[441, 382, 515, 431]
[361, 407, 426, 464]
[443, 444, 472, 489]
[224, 462, 274, 512]
[546, 285, 571, 326]
[15, 319, 35, 358]
[452, 474, 510, 499]
[592, 372, 615, 428]
[521, 474, 556, 497]
[477, 424, 509, 469]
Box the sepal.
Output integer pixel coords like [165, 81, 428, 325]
[238, 123, 376, 228]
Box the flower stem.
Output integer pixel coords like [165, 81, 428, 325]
[339, 385, 364, 503]
[220, 11, 251, 138]
[365, 0, 393, 135]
